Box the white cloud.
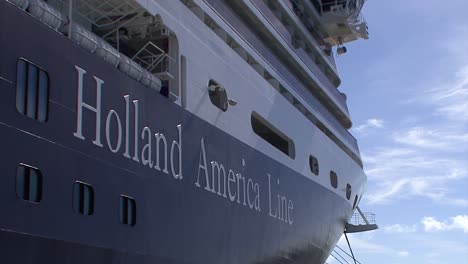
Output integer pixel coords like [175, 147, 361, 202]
[421, 27, 468, 123]
[357, 113, 468, 207]
[341, 5, 468, 264]
[452, 215, 468, 233]
[424, 65, 468, 122]
[383, 224, 417, 234]
[393, 127, 468, 151]
[362, 44, 468, 207]
[354, 21, 468, 209]
[421, 215, 468, 233]
[354, 118, 384, 132]
[326, 234, 409, 263]
[339, 235, 409, 257]
[365, 174, 468, 206]
[361, 76, 468, 204]
[439, 197, 468, 207]
[362, 144, 467, 205]
[422, 217, 446, 232]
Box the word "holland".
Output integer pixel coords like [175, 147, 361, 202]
[72, 65, 182, 180]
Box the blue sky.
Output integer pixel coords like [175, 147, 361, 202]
[328, 0, 468, 263]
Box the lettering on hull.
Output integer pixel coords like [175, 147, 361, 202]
[72, 65, 294, 225]
[73, 65, 183, 180]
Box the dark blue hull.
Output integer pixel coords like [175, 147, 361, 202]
[0, 1, 350, 263]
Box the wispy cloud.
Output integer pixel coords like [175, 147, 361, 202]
[382, 216, 468, 235]
[338, 235, 409, 257]
[343, 2, 468, 263]
[421, 215, 468, 233]
[393, 127, 468, 151]
[354, 118, 384, 133]
[382, 224, 417, 234]
[326, 234, 409, 264]
[424, 65, 468, 122]
[360, 62, 468, 206]
[362, 145, 467, 205]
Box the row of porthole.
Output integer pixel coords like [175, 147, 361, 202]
[207, 81, 360, 210]
[191, 0, 364, 210]
[16, 57, 358, 212]
[16, 164, 137, 226]
[14, 60, 134, 226]
[188, 0, 364, 168]
[16, 58, 358, 213]
[309, 155, 359, 209]
[15, 6, 362, 214]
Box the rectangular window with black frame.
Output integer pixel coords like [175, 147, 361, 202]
[73, 182, 94, 215]
[119, 195, 136, 226]
[16, 59, 49, 122]
[16, 164, 43, 203]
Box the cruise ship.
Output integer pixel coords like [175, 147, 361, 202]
[0, 0, 376, 263]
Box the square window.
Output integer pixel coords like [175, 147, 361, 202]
[16, 164, 42, 202]
[119, 195, 136, 226]
[73, 182, 94, 215]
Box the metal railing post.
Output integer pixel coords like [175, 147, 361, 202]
[356, 207, 370, 225]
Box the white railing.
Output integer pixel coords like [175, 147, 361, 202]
[315, 0, 366, 25]
[132, 41, 175, 79]
[64, 0, 142, 27]
[348, 209, 376, 226]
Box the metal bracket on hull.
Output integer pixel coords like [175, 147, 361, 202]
[345, 207, 378, 233]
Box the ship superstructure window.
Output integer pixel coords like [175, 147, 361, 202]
[330, 171, 338, 189]
[16, 59, 49, 122]
[208, 80, 228, 112]
[251, 112, 295, 159]
[346, 183, 352, 200]
[119, 195, 136, 226]
[16, 164, 42, 203]
[73, 182, 94, 215]
[309, 155, 319, 176]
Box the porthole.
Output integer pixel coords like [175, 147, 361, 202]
[330, 171, 338, 189]
[208, 80, 228, 112]
[16, 59, 49, 122]
[119, 195, 136, 226]
[73, 182, 94, 215]
[309, 155, 319, 176]
[16, 164, 43, 203]
[346, 183, 352, 200]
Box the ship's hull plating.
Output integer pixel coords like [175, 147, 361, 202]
[0, 1, 351, 263]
